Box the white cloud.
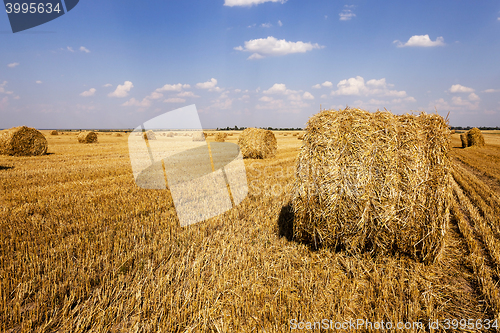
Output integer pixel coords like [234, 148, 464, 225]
[234, 36, 324, 59]
[247, 23, 256, 28]
[177, 91, 199, 98]
[196, 78, 218, 89]
[147, 91, 164, 100]
[320, 94, 328, 99]
[451, 96, 479, 109]
[80, 88, 96, 97]
[278, 20, 283, 27]
[67, 46, 74, 52]
[259, 96, 273, 102]
[394, 35, 445, 47]
[484, 88, 500, 93]
[468, 93, 480, 101]
[164, 97, 186, 103]
[263, 83, 298, 95]
[331, 76, 408, 98]
[108, 81, 133, 98]
[156, 83, 190, 92]
[261, 23, 272, 28]
[7, 62, 19, 68]
[36, 80, 42, 84]
[312, 84, 321, 89]
[122, 98, 151, 107]
[303, 92, 314, 100]
[79, 46, 90, 53]
[339, 8, 356, 21]
[224, 0, 287, 7]
[449, 84, 474, 93]
[103, 83, 112, 87]
[0, 81, 13, 95]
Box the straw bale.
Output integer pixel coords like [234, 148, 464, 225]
[0, 126, 48, 156]
[77, 131, 98, 143]
[450, 129, 456, 134]
[143, 130, 156, 140]
[460, 133, 468, 148]
[466, 127, 485, 147]
[215, 132, 228, 142]
[292, 108, 451, 264]
[166, 132, 174, 137]
[113, 132, 123, 137]
[50, 130, 58, 135]
[192, 131, 207, 141]
[237, 128, 277, 159]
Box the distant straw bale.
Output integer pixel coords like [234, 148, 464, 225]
[192, 131, 207, 141]
[450, 129, 456, 134]
[143, 130, 156, 140]
[166, 132, 174, 137]
[0, 126, 48, 156]
[292, 108, 451, 264]
[77, 131, 98, 143]
[293, 133, 299, 136]
[237, 128, 277, 159]
[297, 134, 304, 140]
[113, 132, 123, 137]
[460, 133, 468, 148]
[215, 132, 228, 142]
[50, 130, 58, 135]
[466, 128, 485, 147]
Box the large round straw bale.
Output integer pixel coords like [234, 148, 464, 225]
[460, 133, 468, 148]
[215, 132, 228, 142]
[78, 131, 98, 143]
[292, 108, 451, 264]
[50, 130, 58, 135]
[192, 131, 207, 141]
[466, 128, 485, 147]
[237, 128, 277, 159]
[143, 130, 156, 140]
[0, 126, 48, 156]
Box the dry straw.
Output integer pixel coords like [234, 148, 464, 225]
[237, 128, 277, 159]
[166, 132, 174, 137]
[78, 131, 98, 143]
[113, 132, 123, 137]
[50, 130, 58, 135]
[460, 133, 468, 148]
[215, 132, 228, 142]
[143, 130, 156, 140]
[466, 128, 485, 147]
[192, 131, 207, 141]
[0, 126, 48, 156]
[292, 108, 451, 264]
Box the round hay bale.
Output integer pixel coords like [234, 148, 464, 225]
[237, 128, 277, 159]
[292, 108, 451, 264]
[192, 131, 207, 142]
[293, 133, 299, 136]
[460, 133, 468, 148]
[143, 130, 156, 140]
[77, 131, 98, 143]
[297, 134, 304, 140]
[166, 132, 174, 137]
[50, 130, 58, 135]
[113, 132, 123, 137]
[466, 127, 485, 147]
[0, 126, 48, 156]
[214, 132, 228, 142]
[450, 129, 456, 134]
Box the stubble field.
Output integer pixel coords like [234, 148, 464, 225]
[1, 130, 500, 332]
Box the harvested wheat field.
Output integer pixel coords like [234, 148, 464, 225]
[1, 115, 500, 332]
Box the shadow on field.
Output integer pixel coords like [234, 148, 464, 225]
[278, 202, 295, 241]
[0, 165, 14, 170]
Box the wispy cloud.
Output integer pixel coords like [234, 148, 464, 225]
[67, 46, 74, 52]
[7, 62, 19, 68]
[449, 84, 474, 93]
[163, 97, 186, 103]
[224, 0, 287, 7]
[312, 81, 333, 89]
[339, 5, 356, 21]
[261, 23, 272, 28]
[196, 78, 218, 89]
[483, 88, 500, 93]
[234, 36, 324, 59]
[393, 34, 445, 47]
[103, 83, 112, 87]
[36, 80, 42, 84]
[0, 81, 13, 95]
[108, 81, 133, 98]
[79, 46, 90, 53]
[80, 88, 96, 97]
[155, 83, 190, 92]
[278, 20, 283, 27]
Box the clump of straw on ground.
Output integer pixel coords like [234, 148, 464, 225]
[215, 132, 228, 142]
[237, 128, 277, 159]
[78, 131, 98, 143]
[292, 108, 451, 264]
[0, 126, 48, 156]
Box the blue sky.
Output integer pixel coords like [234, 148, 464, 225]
[1, 0, 499, 129]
